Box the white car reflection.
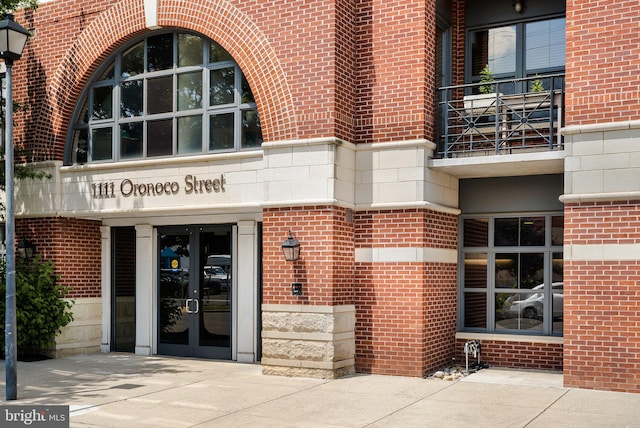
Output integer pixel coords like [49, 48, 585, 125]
[204, 266, 229, 293]
[503, 283, 563, 319]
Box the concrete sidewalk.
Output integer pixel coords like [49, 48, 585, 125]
[1, 353, 639, 427]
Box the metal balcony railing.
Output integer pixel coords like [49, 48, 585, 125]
[436, 74, 565, 158]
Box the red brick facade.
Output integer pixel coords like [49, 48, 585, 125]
[354, 209, 457, 377]
[455, 338, 563, 371]
[262, 206, 355, 307]
[16, 217, 101, 299]
[563, 202, 640, 392]
[565, 1, 640, 125]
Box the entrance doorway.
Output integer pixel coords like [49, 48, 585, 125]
[158, 225, 232, 359]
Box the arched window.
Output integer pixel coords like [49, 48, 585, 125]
[66, 31, 262, 165]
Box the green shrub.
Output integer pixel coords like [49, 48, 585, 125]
[0, 256, 74, 357]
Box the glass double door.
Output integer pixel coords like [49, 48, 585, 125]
[158, 225, 232, 359]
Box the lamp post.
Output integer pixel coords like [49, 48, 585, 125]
[0, 13, 30, 401]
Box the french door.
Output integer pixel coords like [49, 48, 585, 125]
[158, 225, 232, 359]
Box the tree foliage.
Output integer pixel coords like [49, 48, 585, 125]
[0, 256, 74, 357]
[0, 0, 38, 16]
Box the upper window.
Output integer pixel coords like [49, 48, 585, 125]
[66, 31, 262, 165]
[469, 17, 565, 89]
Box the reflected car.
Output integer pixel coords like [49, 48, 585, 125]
[503, 283, 563, 319]
[204, 265, 229, 293]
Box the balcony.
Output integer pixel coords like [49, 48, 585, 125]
[436, 74, 565, 159]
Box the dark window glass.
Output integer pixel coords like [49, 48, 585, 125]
[520, 253, 544, 289]
[464, 293, 487, 329]
[210, 41, 233, 63]
[210, 113, 234, 151]
[147, 76, 173, 114]
[92, 127, 113, 161]
[73, 128, 88, 165]
[241, 74, 254, 104]
[210, 67, 235, 105]
[464, 218, 488, 247]
[178, 33, 203, 67]
[92, 86, 113, 120]
[121, 42, 144, 78]
[241, 110, 262, 149]
[120, 123, 143, 159]
[464, 253, 487, 289]
[495, 218, 518, 246]
[147, 34, 174, 72]
[178, 72, 203, 111]
[177, 116, 202, 154]
[552, 216, 564, 246]
[520, 217, 545, 246]
[147, 119, 173, 157]
[120, 80, 144, 117]
[98, 63, 115, 81]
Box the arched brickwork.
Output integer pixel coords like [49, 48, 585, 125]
[43, 0, 297, 162]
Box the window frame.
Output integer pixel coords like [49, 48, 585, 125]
[458, 213, 564, 336]
[65, 30, 262, 166]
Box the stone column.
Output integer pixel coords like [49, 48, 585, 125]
[135, 224, 154, 355]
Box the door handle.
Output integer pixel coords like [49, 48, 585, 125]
[184, 299, 199, 314]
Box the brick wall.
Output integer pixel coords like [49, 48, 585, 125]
[455, 339, 563, 371]
[16, 217, 102, 299]
[355, 209, 458, 377]
[355, 0, 435, 144]
[262, 206, 355, 306]
[566, 1, 640, 126]
[564, 201, 640, 392]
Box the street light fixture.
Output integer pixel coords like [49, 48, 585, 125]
[1, 13, 30, 401]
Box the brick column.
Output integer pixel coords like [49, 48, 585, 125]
[261, 206, 356, 379]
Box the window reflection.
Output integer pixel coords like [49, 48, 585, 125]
[464, 293, 487, 329]
[120, 123, 143, 159]
[464, 253, 487, 289]
[471, 25, 516, 76]
[464, 218, 488, 247]
[526, 18, 566, 71]
[178, 33, 203, 67]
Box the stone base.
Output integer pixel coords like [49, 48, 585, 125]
[49, 297, 102, 358]
[261, 304, 355, 379]
[263, 364, 355, 380]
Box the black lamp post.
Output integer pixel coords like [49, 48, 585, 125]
[1, 13, 30, 401]
[281, 231, 300, 262]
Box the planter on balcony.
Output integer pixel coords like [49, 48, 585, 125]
[502, 92, 551, 110]
[463, 93, 503, 115]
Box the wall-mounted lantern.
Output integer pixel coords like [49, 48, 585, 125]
[17, 239, 36, 260]
[281, 231, 300, 262]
